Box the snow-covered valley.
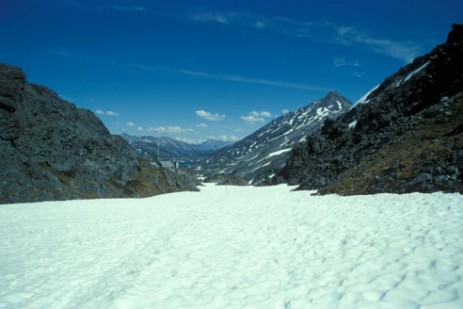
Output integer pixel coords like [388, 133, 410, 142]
[1, 184, 462, 308]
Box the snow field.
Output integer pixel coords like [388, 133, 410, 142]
[0, 184, 462, 308]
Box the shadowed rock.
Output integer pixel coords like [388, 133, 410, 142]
[0, 64, 198, 203]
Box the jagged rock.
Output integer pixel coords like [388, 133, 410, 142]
[274, 24, 463, 195]
[0, 64, 198, 204]
[412, 173, 432, 185]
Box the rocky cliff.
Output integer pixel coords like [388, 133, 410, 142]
[0, 64, 198, 203]
[274, 24, 463, 194]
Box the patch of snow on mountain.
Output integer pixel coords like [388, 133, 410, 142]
[336, 100, 342, 109]
[396, 61, 431, 87]
[316, 107, 329, 116]
[349, 120, 357, 128]
[355, 84, 380, 105]
[267, 148, 292, 158]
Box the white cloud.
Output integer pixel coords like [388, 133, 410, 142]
[192, 12, 229, 24]
[334, 57, 360, 67]
[196, 110, 226, 122]
[105, 110, 119, 116]
[196, 123, 208, 128]
[137, 126, 144, 131]
[209, 135, 238, 142]
[126, 121, 136, 127]
[282, 109, 290, 115]
[147, 126, 194, 134]
[182, 70, 327, 92]
[240, 111, 273, 125]
[95, 109, 119, 116]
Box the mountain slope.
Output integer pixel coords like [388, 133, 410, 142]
[275, 24, 463, 194]
[0, 64, 198, 203]
[204, 91, 352, 183]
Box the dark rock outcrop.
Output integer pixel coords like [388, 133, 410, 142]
[0, 64, 198, 204]
[274, 24, 463, 195]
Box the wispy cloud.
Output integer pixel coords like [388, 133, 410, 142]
[196, 110, 226, 122]
[191, 12, 229, 24]
[147, 126, 194, 134]
[191, 11, 421, 63]
[126, 121, 136, 127]
[333, 57, 360, 67]
[240, 111, 273, 125]
[196, 123, 208, 128]
[174, 137, 205, 144]
[181, 69, 327, 92]
[281, 109, 290, 115]
[95, 109, 119, 116]
[335, 27, 420, 63]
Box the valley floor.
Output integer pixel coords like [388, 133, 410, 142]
[0, 184, 462, 308]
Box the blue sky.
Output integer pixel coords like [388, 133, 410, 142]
[1, 0, 461, 143]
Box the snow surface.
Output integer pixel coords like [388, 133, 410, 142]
[1, 185, 462, 309]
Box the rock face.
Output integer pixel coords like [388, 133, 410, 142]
[274, 24, 463, 194]
[203, 91, 352, 184]
[0, 64, 198, 204]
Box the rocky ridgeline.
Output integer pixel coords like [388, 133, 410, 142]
[0, 64, 198, 204]
[274, 24, 463, 194]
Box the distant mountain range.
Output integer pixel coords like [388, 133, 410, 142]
[122, 134, 229, 160]
[202, 91, 353, 184]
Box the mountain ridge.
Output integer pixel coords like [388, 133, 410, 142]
[274, 24, 463, 194]
[203, 91, 353, 184]
[122, 134, 229, 160]
[0, 64, 198, 204]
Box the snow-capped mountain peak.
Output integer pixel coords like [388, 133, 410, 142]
[203, 91, 353, 183]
